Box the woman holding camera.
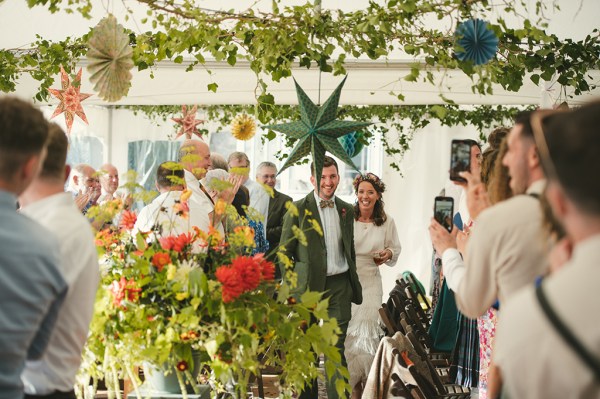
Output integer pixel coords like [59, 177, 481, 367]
[344, 172, 401, 399]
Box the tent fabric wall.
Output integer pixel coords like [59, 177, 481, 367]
[128, 140, 182, 191]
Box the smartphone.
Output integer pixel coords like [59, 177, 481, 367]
[449, 139, 472, 182]
[434, 196, 454, 232]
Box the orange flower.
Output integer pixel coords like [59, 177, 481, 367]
[109, 277, 141, 308]
[151, 252, 171, 272]
[119, 210, 137, 230]
[173, 232, 193, 252]
[173, 200, 189, 219]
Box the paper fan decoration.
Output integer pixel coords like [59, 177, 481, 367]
[87, 14, 134, 102]
[171, 105, 206, 140]
[339, 131, 365, 158]
[48, 65, 93, 134]
[454, 19, 499, 65]
[263, 76, 372, 191]
[231, 114, 257, 140]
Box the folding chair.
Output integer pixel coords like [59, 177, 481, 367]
[405, 331, 471, 399]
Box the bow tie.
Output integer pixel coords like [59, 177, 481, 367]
[319, 199, 334, 208]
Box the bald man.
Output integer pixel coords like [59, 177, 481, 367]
[69, 164, 101, 214]
[178, 139, 213, 214]
[98, 163, 119, 202]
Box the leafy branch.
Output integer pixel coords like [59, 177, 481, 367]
[3, 0, 598, 103]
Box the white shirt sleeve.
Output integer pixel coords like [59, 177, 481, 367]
[441, 248, 465, 293]
[384, 217, 401, 266]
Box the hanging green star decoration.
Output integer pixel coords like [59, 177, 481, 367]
[263, 76, 372, 191]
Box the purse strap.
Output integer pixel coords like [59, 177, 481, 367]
[535, 283, 600, 381]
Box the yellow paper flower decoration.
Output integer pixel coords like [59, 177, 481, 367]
[231, 114, 256, 140]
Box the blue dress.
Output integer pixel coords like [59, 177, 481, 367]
[249, 219, 269, 255]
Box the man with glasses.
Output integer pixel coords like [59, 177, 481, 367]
[228, 151, 270, 238]
[255, 161, 291, 268]
[68, 164, 101, 215]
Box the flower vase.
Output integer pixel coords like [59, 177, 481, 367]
[139, 351, 209, 397]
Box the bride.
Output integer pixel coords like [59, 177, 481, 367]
[344, 172, 401, 399]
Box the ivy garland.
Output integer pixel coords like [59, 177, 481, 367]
[1, 0, 599, 105]
[119, 103, 535, 171]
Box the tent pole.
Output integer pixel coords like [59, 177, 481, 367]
[107, 106, 114, 163]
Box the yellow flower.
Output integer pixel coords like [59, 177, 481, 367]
[166, 264, 176, 280]
[180, 189, 192, 202]
[230, 114, 256, 140]
[214, 199, 226, 216]
[233, 226, 255, 247]
[176, 292, 189, 301]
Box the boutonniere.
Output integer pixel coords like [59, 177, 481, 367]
[341, 207, 347, 219]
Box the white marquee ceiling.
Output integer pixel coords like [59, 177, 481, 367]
[1, 0, 599, 106]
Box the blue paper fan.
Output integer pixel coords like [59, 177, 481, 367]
[338, 131, 365, 158]
[455, 19, 499, 65]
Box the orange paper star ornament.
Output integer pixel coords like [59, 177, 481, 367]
[171, 105, 206, 140]
[49, 65, 93, 134]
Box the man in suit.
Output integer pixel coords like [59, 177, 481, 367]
[280, 156, 362, 399]
[256, 161, 292, 269]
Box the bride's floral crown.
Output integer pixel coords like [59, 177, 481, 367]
[353, 172, 386, 194]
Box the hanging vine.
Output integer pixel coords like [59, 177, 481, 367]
[1, 0, 599, 104]
[118, 103, 534, 171]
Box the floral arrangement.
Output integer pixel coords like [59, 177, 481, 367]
[78, 185, 346, 399]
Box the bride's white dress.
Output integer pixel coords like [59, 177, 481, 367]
[345, 216, 401, 387]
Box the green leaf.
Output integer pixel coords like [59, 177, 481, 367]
[207, 82, 218, 92]
[430, 105, 447, 119]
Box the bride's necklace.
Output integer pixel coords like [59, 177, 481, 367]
[358, 217, 373, 228]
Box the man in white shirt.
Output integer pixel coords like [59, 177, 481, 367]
[19, 123, 99, 399]
[98, 163, 119, 202]
[179, 139, 215, 222]
[179, 140, 239, 233]
[495, 102, 600, 399]
[134, 162, 210, 237]
[429, 111, 548, 317]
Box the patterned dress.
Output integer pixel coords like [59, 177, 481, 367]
[477, 308, 498, 399]
[344, 217, 401, 387]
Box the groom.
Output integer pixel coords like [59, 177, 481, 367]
[280, 155, 362, 399]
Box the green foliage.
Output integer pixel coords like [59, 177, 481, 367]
[0, 35, 88, 101]
[6, 0, 599, 104]
[119, 103, 535, 171]
[83, 190, 345, 398]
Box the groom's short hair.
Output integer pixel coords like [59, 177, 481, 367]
[310, 156, 338, 177]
